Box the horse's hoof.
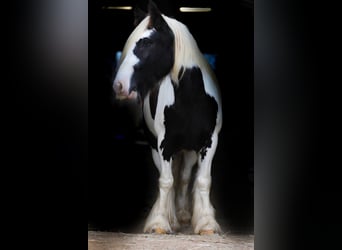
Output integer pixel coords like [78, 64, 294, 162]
[199, 229, 215, 235]
[153, 228, 167, 234]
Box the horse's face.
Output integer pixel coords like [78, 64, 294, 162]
[113, 6, 174, 100]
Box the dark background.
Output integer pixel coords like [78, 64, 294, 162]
[7, 0, 342, 249]
[88, 0, 254, 234]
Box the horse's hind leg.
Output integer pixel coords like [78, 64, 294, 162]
[192, 132, 221, 235]
[175, 150, 197, 225]
[144, 148, 178, 233]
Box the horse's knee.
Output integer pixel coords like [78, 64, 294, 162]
[195, 176, 211, 192]
[159, 176, 174, 189]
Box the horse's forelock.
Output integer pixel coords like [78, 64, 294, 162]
[119, 17, 151, 65]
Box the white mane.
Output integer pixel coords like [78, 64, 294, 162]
[162, 15, 216, 85]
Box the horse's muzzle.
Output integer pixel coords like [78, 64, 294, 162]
[113, 80, 124, 95]
[113, 81, 137, 100]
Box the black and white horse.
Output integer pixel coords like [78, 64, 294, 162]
[113, 2, 222, 235]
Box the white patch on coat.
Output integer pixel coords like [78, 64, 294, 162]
[153, 76, 175, 135]
[143, 92, 157, 137]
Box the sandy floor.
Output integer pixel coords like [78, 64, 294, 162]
[88, 231, 254, 250]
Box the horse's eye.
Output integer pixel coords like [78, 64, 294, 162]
[140, 38, 153, 47]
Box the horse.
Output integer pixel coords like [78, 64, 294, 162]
[113, 1, 222, 235]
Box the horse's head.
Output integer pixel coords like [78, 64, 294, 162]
[113, 2, 174, 100]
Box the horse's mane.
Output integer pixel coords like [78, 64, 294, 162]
[120, 15, 216, 86]
[162, 15, 215, 85]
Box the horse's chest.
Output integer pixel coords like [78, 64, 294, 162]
[144, 67, 219, 161]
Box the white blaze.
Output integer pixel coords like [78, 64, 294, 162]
[114, 50, 139, 97]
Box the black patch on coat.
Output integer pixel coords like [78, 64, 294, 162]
[130, 17, 174, 100]
[160, 67, 218, 161]
[149, 84, 160, 120]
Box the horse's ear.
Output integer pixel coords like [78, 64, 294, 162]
[147, 0, 166, 30]
[133, 6, 147, 26]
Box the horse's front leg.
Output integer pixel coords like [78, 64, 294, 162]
[143, 141, 178, 234]
[176, 150, 197, 225]
[192, 132, 221, 235]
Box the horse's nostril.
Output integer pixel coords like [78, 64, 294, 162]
[114, 81, 123, 93]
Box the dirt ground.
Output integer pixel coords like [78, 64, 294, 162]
[88, 231, 254, 250]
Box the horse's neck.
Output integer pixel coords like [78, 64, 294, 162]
[143, 75, 174, 106]
[143, 75, 175, 130]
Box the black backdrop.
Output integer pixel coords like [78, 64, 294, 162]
[8, 0, 342, 249]
[88, 0, 253, 233]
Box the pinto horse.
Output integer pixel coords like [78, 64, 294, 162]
[113, 2, 222, 235]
